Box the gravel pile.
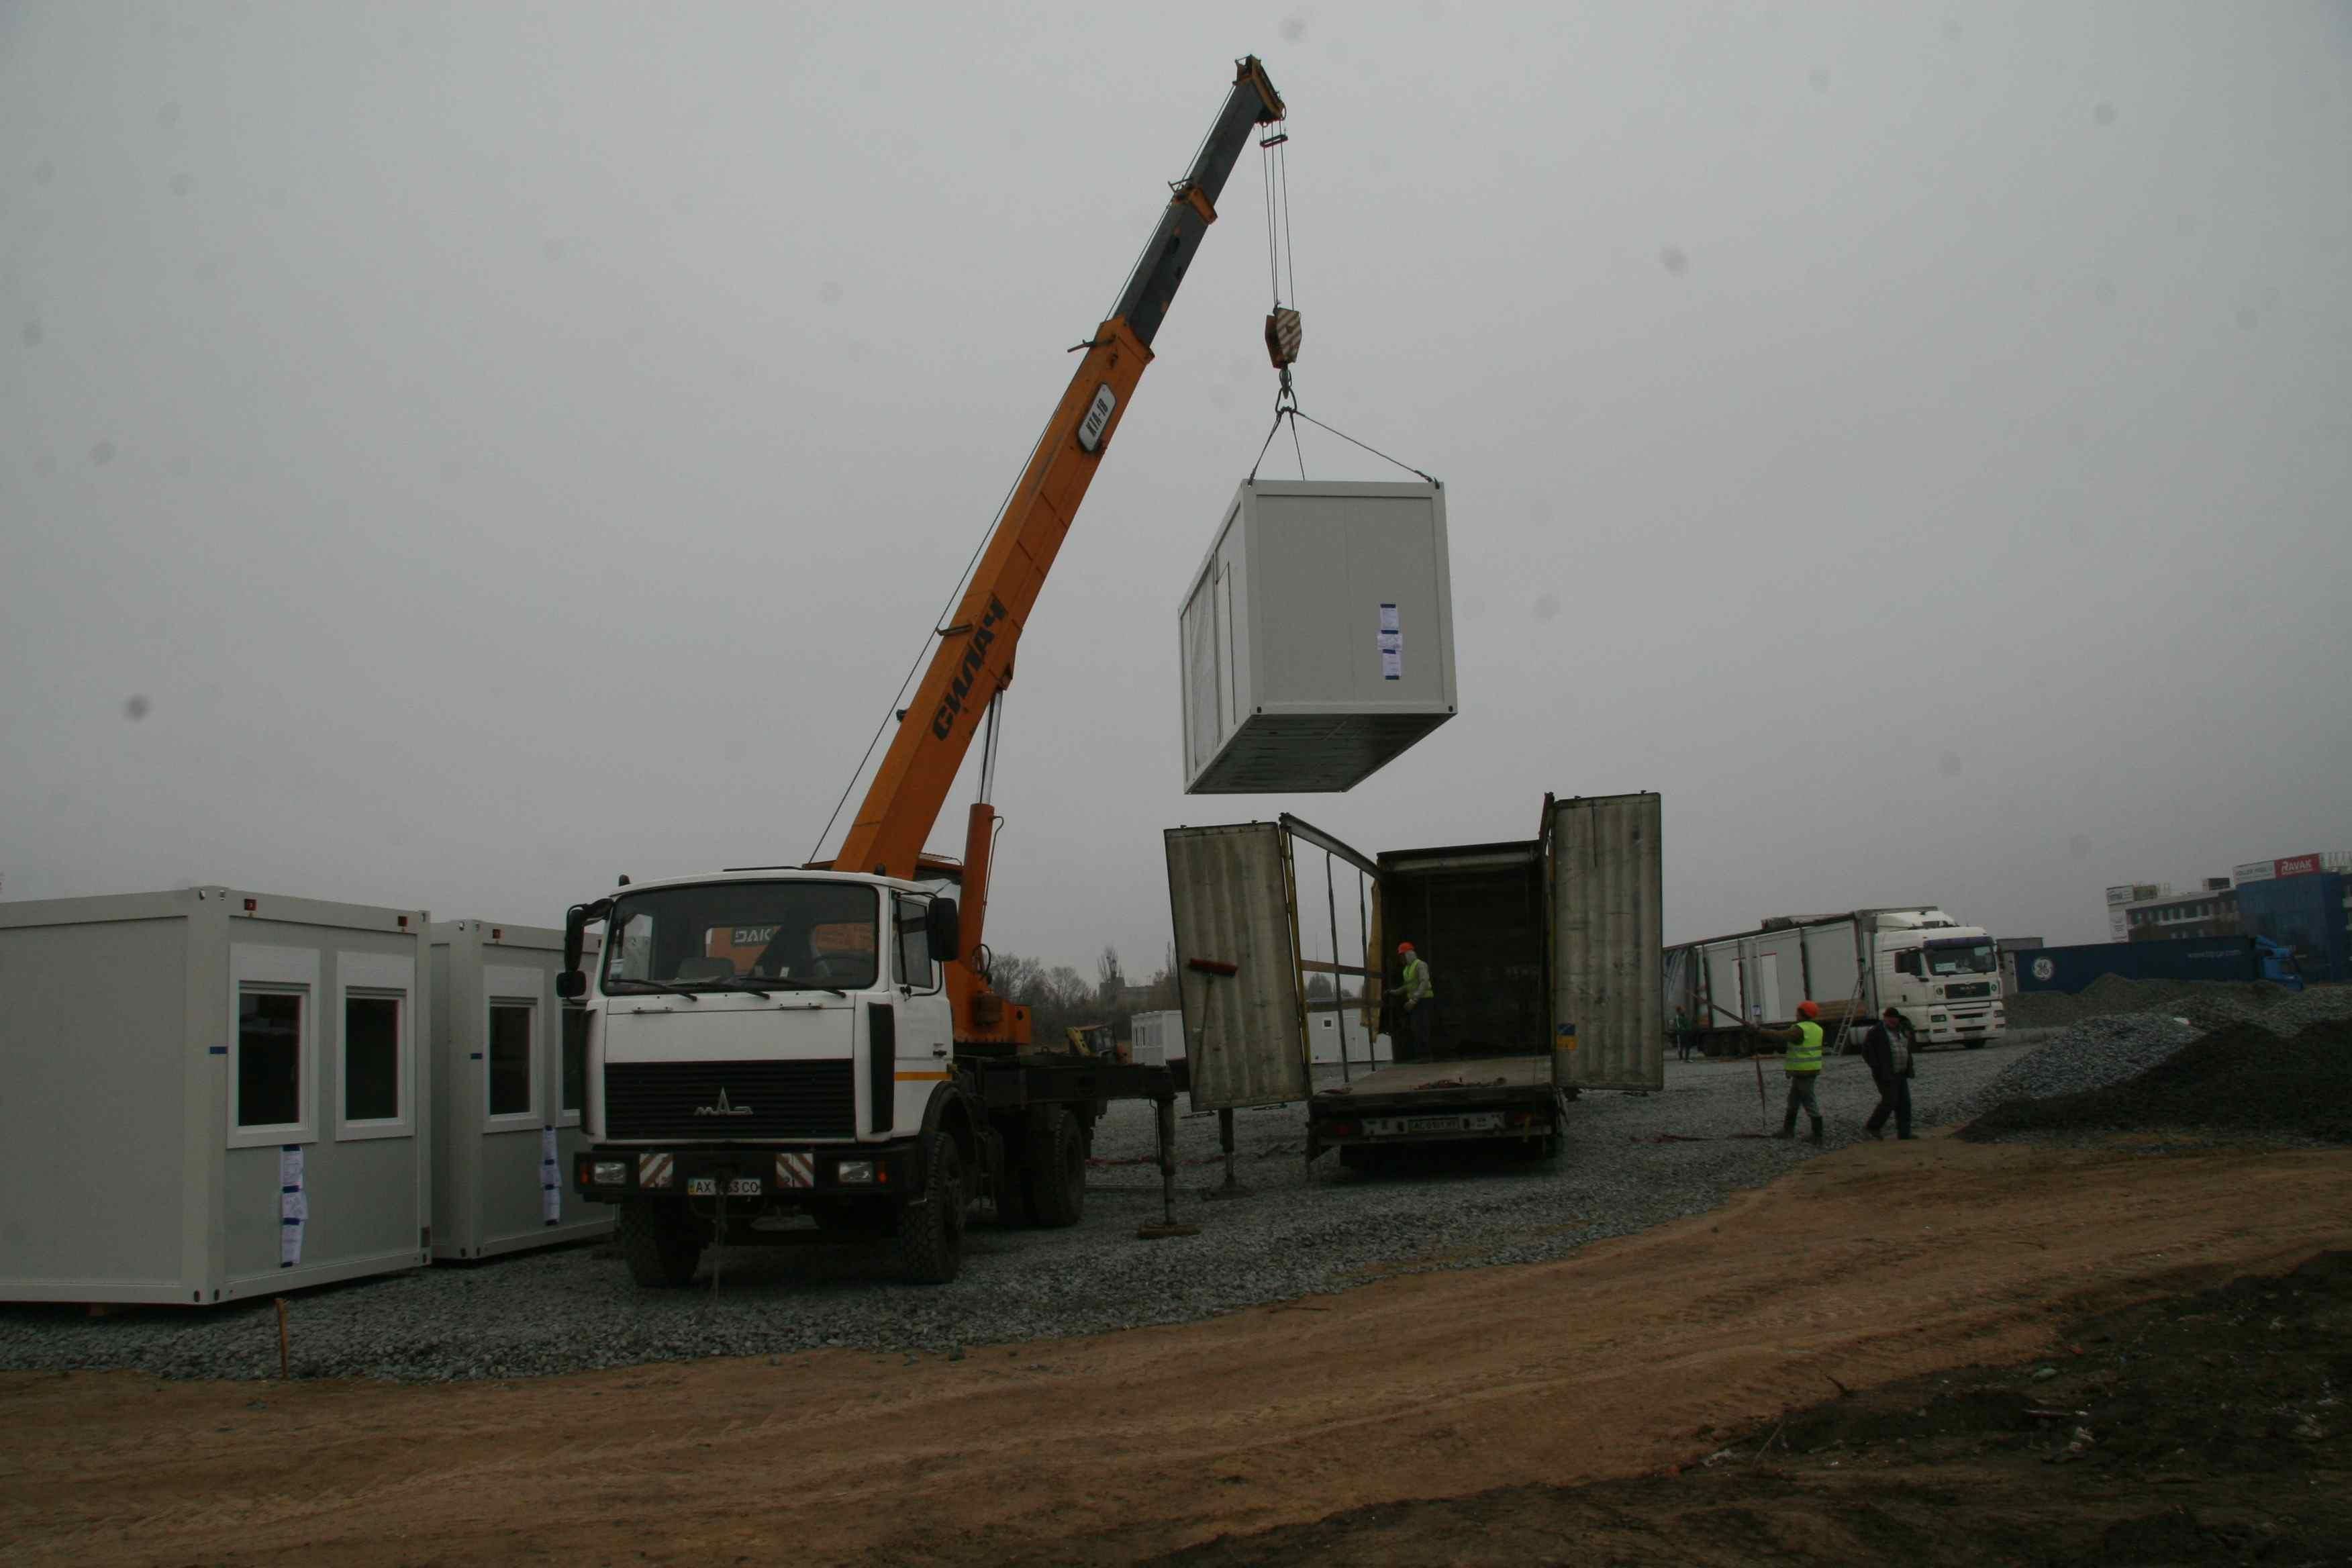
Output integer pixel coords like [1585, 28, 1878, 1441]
[0, 1046, 2031, 1383]
[1939, 1013, 2202, 1132]
[1963, 1019, 2352, 1144]
[2006, 976, 2352, 1032]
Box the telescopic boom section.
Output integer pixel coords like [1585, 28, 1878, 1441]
[831, 57, 1284, 905]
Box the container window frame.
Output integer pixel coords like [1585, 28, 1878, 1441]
[483, 965, 545, 1132]
[334, 951, 415, 1142]
[228, 944, 320, 1150]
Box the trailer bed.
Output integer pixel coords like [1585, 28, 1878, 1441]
[1307, 1054, 1558, 1159]
[1316, 1055, 1551, 1101]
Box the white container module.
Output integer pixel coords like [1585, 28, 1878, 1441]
[1129, 1008, 1184, 1069]
[1179, 479, 1457, 794]
[0, 887, 433, 1306]
[428, 920, 611, 1260]
[1308, 1010, 1392, 1066]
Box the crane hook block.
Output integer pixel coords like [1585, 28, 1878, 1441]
[1265, 307, 1303, 369]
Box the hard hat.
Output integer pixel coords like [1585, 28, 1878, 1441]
[1796, 999, 1821, 1020]
[1397, 941, 1414, 954]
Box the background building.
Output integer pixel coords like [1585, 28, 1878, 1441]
[2235, 869, 2351, 984]
[2124, 877, 2237, 942]
[2104, 883, 2170, 941]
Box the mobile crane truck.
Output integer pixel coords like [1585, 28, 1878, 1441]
[562, 58, 1288, 1285]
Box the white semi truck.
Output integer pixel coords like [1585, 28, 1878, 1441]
[1666, 906, 2007, 1053]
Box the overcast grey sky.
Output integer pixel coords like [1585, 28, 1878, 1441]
[4, 1, 2347, 968]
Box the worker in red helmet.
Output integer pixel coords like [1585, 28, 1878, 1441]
[1751, 998, 1828, 1144]
[1397, 940, 1437, 1060]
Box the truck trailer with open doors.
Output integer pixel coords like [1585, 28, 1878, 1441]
[1164, 793, 1663, 1166]
[562, 57, 1289, 1286]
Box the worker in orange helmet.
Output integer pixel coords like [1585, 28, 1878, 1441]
[1397, 940, 1437, 1060]
[1751, 999, 1828, 1144]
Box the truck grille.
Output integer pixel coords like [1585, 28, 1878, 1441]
[1944, 982, 1994, 999]
[604, 1061, 855, 1141]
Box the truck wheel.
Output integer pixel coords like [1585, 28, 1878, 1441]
[618, 1199, 701, 1288]
[1026, 1108, 1087, 1228]
[893, 1132, 966, 1284]
[1338, 1144, 1379, 1174]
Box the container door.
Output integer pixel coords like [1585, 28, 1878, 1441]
[1163, 823, 1311, 1112]
[1545, 793, 1664, 1091]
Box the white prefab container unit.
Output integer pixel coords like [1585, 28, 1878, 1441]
[1308, 1010, 1392, 1067]
[1180, 479, 1457, 794]
[428, 920, 611, 1260]
[1128, 1009, 1184, 1069]
[0, 887, 434, 1305]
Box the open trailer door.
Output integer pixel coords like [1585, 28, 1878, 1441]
[1163, 822, 1312, 1112]
[1545, 792, 1665, 1093]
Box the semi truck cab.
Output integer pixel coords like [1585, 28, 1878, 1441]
[560, 871, 975, 1281]
[1876, 918, 2006, 1047]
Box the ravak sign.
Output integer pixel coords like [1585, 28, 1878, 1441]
[1077, 383, 1117, 452]
[930, 595, 1009, 740]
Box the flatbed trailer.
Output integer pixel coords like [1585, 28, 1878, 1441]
[1307, 1055, 1561, 1164]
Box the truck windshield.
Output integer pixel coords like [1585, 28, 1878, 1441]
[1924, 941, 1996, 977]
[603, 881, 880, 992]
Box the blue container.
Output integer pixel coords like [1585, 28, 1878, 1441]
[2015, 938, 2261, 993]
[2235, 873, 2349, 985]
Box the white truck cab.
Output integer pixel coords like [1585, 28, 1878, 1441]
[1867, 910, 2007, 1048]
[575, 869, 958, 1150]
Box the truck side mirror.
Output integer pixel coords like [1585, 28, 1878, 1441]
[562, 903, 589, 973]
[556, 970, 587, 1000]
[928, 897, 962, 966]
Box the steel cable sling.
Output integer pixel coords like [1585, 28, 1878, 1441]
[1243, 115, 1438, 488]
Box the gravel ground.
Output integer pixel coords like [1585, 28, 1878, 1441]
[0, 1045, 2030, 1383]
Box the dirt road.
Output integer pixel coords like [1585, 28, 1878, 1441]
[7, 1136, 2349, 1566]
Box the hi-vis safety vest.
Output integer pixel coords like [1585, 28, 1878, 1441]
[1785, 1020, 1825, 1075]
[1402, 957, 1434, 1005]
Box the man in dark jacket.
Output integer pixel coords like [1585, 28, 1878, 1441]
[1861, 1007, 1916, 1140]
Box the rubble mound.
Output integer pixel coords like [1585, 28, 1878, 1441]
[1962, 1019, 2352, 1144]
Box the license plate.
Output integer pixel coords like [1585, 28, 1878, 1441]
[1362, 1112, 1506, 1137]
[687, 1176, 763, 1197]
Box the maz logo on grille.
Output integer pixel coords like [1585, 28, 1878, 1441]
[694, 1087, 754, 1117]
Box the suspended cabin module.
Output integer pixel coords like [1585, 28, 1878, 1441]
[1180, 479, 1457, 793]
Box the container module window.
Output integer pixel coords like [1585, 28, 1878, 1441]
[343, 995, 401, 1122]
[488, 1002, 534, 1118]
[238, 989, 303, 1128]
[560, 1008, 587, 1115]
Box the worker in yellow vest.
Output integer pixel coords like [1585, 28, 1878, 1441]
[1753, 999, 1827, 1144]
[1398, 940, 1436, 1059]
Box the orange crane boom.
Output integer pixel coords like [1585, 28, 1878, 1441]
[829, 57, 1285, 1044]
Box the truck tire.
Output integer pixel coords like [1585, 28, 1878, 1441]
[1025, 1108, 1087, 1228]
[618, 1199, 701, 1288]
[1337, 1144, 1381, 1174]
[893, 1131, 966, 1284]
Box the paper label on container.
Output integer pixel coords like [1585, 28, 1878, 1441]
[279, 1145, 305, 1268]
[541, 1126, 562, 1225]
[1377, 603, 1402, 681]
